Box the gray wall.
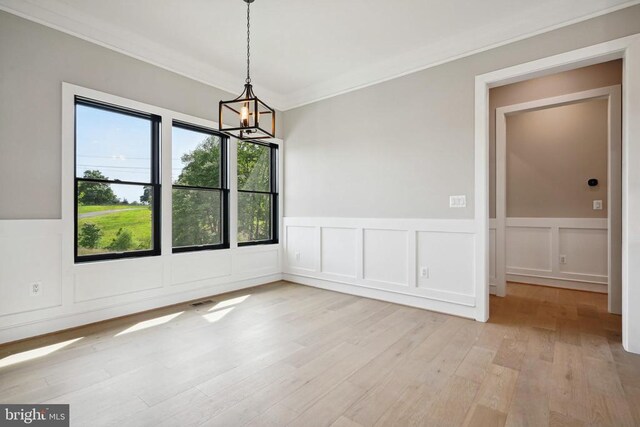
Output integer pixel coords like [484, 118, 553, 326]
[0, 11, 282, 219]
[489, 60, 622, 218]
[283, 5, 640, 219]
[506, 100, 608, 218]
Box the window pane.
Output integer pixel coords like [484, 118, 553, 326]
[237, 142, 270, 192]
[172, 188, 223, 248]
[238, 192, 272, 242]
[172, 126, 222, 187]
[76, 104, 152, 183]
[77, 182, 153, 256]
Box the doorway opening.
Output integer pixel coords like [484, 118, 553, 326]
[474, 34, 640, 353]
[489, 61, 622, 318]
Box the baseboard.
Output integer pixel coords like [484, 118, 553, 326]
[506, 274, 607, 293]
[0, 273, 282, 344]
[283, 273, 477, 320]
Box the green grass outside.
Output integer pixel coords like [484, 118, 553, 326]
[78, 204, 147, 214]
[78, 206, 152, 255]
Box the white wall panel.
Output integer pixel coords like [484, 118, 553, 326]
[233, 249, 279, 277]
[286, 226, 316, 271]
[492, 218, 608, 291]
[321, 227, 357, 277]
[0, 223, 62, 315]
[0, 219, 282, 343]
[283, 217, 478, 319]
[559, 228, 608, 276]
[489, 227, 496, 281]
[506, 226, 552, 271]
[74, 257, 164, 302]
[417, 232, 475, 296]
[171, 251, 232, 285]
[363, 229, 408, 286]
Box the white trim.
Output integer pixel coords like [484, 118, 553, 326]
[475, 33, 640, 353]
[61, 82, 284, 263]
[283, 217, 476, 233]
[1, 1, 639, 110]
[283, 274, 476, 320]
[508, 276, 607, 293]
[495, 85, 621, 313]
[506, 217, 607, 228]
[0, 0, 286, 109]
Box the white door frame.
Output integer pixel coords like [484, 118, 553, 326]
[474, 33, 640, 354]
[495, 85, 622, 315]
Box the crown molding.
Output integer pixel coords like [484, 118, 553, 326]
[281, 0, 640, 110]
[0, 0, 287, 110]
[1, 0, 638, 111]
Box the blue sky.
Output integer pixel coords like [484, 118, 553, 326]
[76, 104, 208, 202]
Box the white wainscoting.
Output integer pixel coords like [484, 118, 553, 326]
[283, 217, 478, 319]
[489, 218, 607, 293]
[0, 220, 282, 344]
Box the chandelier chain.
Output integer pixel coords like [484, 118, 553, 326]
[246, 0, 251, 84]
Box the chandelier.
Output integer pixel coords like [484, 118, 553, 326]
[219, 0, 275, 140]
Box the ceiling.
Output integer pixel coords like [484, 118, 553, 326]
[0, 0, 637, 110]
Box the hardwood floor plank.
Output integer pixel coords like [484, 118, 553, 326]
[549, 411, 585, 427]
[550, 342, 589, 422]
[492, 338, 528, 371]
[504, 356, 552, 426]
[471, 364, 519, 413]
[455, 345, 497, 384]
[464, 404, 508, 427]
[423, 375, 480, 426]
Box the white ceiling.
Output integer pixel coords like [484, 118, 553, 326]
[0, 0, 637, 110]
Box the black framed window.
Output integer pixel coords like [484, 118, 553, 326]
[237, 141, 278, 245]
[74, 98, 161, 262]
[172, 122, 229, 252]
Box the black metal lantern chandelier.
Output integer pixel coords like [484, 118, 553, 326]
[219, 0, 275, 140]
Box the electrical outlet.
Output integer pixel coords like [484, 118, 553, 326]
[593, 200, 603, 210]
[420, 267, 429, 278]
[560, 255, 567, 265]
[30, 281, 42, 297]
[295, 252, 301, 262]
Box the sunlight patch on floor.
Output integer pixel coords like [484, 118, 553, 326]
[208, 294, 251, 311]
[0, 337, 83, 369]
[115, 311, 184, 336]
[203, 307, 234, 323]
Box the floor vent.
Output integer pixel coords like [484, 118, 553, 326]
[190, 299, 214, 307]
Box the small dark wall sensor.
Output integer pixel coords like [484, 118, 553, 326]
[588, 178, 599, 187]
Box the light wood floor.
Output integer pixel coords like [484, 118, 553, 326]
[1, 282, 639, 426]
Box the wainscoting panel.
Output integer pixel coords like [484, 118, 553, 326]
[489, 227, 496, 284]
[75, 257, 164, 302]
[0, 221, 63, 316]
[506, 226, 552, 272]
[559, 228, 608, 277]
[233, 248, 280, 278]
[286, 226, 317, 272]
[320, 227, 357, 278]
[490, 218, 608, 292]
[363, 229, 408, 286]
[0, 219, 282, 344]
[417, 231, 475, 296]
[283, 217, 478, 319]
[171, 250, 232, 286]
